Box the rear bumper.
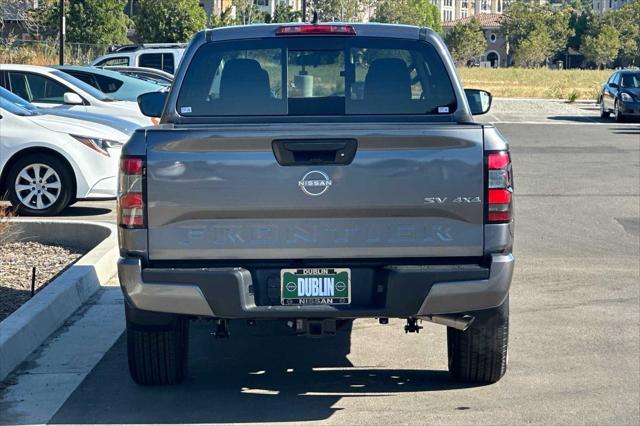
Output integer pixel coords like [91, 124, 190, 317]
[82, 176, 117, 198]
[118, 254, 514, 319]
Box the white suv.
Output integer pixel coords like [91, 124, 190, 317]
[91, 43, 186, 75]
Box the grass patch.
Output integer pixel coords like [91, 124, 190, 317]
[0, 43, 106, 66]
[459, 68, 611, 100]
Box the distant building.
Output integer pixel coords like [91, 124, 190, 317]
[255, 0, 303, 17]
[443, 13, 508, 67]
[432, 0, 506, 23]
[202, 0, 303, 22]
[592, 0, 632, 14]
[1, 0, 38, 39]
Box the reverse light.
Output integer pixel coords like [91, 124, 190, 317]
[118, 156, 145, 228]
[486, 151, 513, 223]
[276, 25, 356, 35]
[71, 135, 123, 157]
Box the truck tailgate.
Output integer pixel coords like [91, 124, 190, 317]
[145, 123, 484, 260]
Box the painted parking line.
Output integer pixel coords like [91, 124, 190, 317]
[0, 288, 124, 425]
[489, 120, 640, 126]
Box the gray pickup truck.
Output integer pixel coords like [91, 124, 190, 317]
[119, 23, 514, 386]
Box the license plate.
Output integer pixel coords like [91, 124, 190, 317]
[281, 268, 351, 305]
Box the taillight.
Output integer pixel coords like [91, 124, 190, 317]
[276, 25, 356, 35]
[118, 156, 145, 228]
[486, 151, 513, 223]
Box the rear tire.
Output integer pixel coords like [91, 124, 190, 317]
[126, 313, 189, 386]
[447, 297, 509, 384]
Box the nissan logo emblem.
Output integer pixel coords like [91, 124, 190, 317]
[298, 170, 332, 196]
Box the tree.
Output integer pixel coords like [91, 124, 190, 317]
[271, 3, 302, 23]
[134, 0, 206, 43]
[514, 28, 553, 67]
[209, 7, 235, 28]
[66, 0, 130, 45]
[20, 0, 129, 44]
[444, 18, 486, 65]
[606, 0, 640, 66]
[310, 0, 365, 22]
[567, 8, 590, 50]
[233, 0, 265, 25]
[372, 0, 442, 33]
[502, 2, 574, 67]
[580, 24, 621, 68]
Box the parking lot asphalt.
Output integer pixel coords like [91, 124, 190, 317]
[1, 110, 639, 424]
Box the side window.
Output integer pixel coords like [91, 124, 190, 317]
[612, 73, 621, 86]
[139, 53, 162, 71]
[11, 72, 70, 103]
[139, 53, 175, 73]
[8, 72, 34, 102]
[616, 73, 624, 85]
[162, 53, 175, 74]
[0, 71, 8, 90]
[66, 71, 97, 88]
[92, 74, 124, 93]
[96, 56, 129, 67]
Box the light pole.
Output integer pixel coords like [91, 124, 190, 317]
[302, 0, 307, 22]
[58, 0, 65, 65]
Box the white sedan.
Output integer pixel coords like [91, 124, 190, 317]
[0, 64, 152, 126]
[0, 97, 128, 216]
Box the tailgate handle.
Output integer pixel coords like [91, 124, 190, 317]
[272, 139, 357, 166]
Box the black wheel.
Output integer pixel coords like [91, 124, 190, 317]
[599, 98, 610, 118]
[614, 100, 625, 122]
[7, 153, 73, 216]
[126, 309, 189, 386]
[447, 297, 509, 384]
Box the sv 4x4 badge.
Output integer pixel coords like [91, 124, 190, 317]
[424, 196, 482, 204]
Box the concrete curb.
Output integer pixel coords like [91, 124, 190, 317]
[494, 97, 598, 105]
[0, 220, 118, 381]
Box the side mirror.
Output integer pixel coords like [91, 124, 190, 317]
[465, 89, 492, 115]
[63, 92, 84, 105]
[609, 83, 619, 89]
[138, 91, 167, 118]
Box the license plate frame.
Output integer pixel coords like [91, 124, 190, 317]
[281, 268, 351, 306]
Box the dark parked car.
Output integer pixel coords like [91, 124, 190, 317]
[53, 66, 164, 102]
[600, 69, 640, 122]
[102, 66, 173, 86]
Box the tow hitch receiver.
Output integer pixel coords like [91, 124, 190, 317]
[405, 318, 423, 333]
[293, 319, 337, 337]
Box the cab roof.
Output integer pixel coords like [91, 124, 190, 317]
[204, 23, 432, 43]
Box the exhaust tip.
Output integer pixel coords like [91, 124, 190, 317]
[422, 314, 475, 331]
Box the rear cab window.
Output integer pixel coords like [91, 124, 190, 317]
[176, 37, 456, 117]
